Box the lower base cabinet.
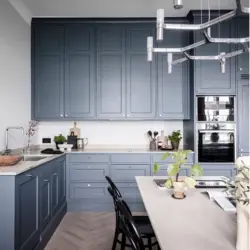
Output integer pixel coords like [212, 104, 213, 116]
[199, 164, 236, 178]
[0, 155, 66, 250]
[15, 170, 40, 250]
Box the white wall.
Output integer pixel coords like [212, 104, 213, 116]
[0, 0, 31, 151]
[37, 121, 183, 148]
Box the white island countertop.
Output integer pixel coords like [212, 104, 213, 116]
[136, 176, 236, 250]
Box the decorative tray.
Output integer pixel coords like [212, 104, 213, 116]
[159, 147, 173, 151]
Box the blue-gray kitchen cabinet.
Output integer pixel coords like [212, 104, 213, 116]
[40, 157, 66, 234]
[199, 164, 236, 178]
[236, 17, 249, 73]
[32, 24, 64, 120]
[192, 12, 236, 95]
[39, 164, 52, 235]
[237, 78, 249, 153]
[157, 22, 190, 119]
[126, 24, 156, 118]
[64, 24, 96, 119]
[96, 24, 126, 118]
[16, 169, 40, 250]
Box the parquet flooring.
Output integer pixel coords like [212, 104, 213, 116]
[45, 212, 147, 250]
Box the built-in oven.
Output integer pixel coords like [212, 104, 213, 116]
[197, 96, 235, 122]
[198, 124, 235, 163]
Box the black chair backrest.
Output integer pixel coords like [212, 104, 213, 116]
[105, 176, 122, 198]
[116, 199, 145, 250]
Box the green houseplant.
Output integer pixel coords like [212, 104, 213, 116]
[54, 134, 66, 149]
[154, 150, 203, 199]
[168, 130, 182, 150]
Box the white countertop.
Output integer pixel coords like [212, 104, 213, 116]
[70, 147, 192, 153]
[136, 176, 236, 250]
[0, 147, 193, 176]
[0, 153, 63, 176]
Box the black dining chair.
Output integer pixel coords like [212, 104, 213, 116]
[116, 199, 146, 250]
[107, 185, 159, 250]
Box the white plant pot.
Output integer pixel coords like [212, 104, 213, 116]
[173, 181, 186, 199]
[236, 203, 249, 250]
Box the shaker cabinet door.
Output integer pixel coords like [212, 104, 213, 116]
[238, 79, 249, 153]
[157, 28, 189, 119]
[194, 18, 236, 95]
[236, 17, 249, 73]
[16, 172, 40, 250]
[32, 24, 64, 120]
[126, 24, 156, 118]
[64, 24, 95, 119]
[39, 171, 51, 233]
[96, 24, 126, 118]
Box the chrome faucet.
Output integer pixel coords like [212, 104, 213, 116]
[4, 127, 25, 155]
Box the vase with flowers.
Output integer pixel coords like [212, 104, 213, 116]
[26, 120, 39, 153]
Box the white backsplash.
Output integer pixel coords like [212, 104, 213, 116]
[36, 121, 183, 148]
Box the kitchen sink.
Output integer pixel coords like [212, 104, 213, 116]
[23, 156, 48, 161]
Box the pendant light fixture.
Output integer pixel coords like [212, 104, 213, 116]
[173, 0, 183, 9]
[203, 30, 250, 44]
[149, 0, 250, 74]
[156, 9, 236, 40]
[147, 36, 207, 62]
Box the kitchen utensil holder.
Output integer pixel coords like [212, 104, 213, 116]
[149, 140, 157, 151]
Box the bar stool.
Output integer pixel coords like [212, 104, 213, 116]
[116, 199, 146, 250]
[107, 184, 159, 250]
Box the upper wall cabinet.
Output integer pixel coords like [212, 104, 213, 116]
[237, 79, 249, 153]
[32, 23, 95, 120]
[157, 27, 190, 119]
[96, 24, 126, 118]
[126, 24, 156, 118]
[64, 24, 95, 119]
[236, 16, 249, 73]
[32, 20, 191, 121]
[193, 13, 236, 95]
[32, 24, 64, 119]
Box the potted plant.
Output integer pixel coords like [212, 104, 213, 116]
[154, 150, 203, 199]
[54, 134, 66, 149]
[168, 130, 182, 150]
[223, 159, 249, 250]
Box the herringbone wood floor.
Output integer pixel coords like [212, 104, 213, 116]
[45, 212, 148, 250]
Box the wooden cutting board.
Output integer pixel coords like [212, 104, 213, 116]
[70, 122, 81, 138]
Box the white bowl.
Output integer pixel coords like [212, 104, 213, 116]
[58, 144, 73, 151]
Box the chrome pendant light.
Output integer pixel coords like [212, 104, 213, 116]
[149, 0, 250, 74]
[156, 9, 236, 40]
[147, 36, 206, 61]
[173, 0, 183, 9]
[203, 30, 250, 44]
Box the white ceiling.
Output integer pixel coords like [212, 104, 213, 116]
[17, 0, 237, 18]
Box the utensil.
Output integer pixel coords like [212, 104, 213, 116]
[147, 131, 153, 140]
[153, 131, 158, 139]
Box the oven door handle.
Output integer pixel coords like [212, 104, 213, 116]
[198, 130, 235, 133]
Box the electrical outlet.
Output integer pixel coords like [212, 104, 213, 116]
[42, 138, 51, 143]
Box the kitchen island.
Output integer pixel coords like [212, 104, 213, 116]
[136, 176, 237, 250]
[0, 148, 236, 250]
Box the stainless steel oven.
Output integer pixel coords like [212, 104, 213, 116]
[197, 96, 235, 122]
[198, 126, 235, 163]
